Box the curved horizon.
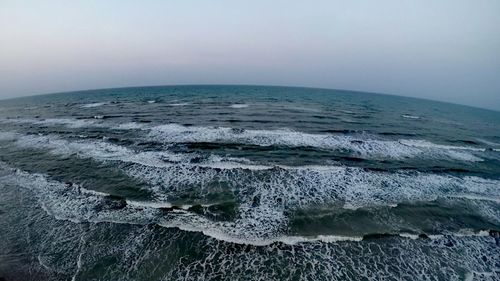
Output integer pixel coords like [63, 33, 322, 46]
[2, 83, 499, 113]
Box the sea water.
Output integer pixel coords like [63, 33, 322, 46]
[0, 85, 499, 280]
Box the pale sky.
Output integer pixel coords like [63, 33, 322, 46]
[1, 1, 499, 110]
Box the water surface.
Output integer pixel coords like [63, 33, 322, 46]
[0, 85, 499, 280]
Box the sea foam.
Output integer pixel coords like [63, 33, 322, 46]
[80, 102, 107, 108]
[148, 124, 484, 161]
[0, 117, 487, 162]
[1, 159, 499, 246]
[229, 104, 249, 108]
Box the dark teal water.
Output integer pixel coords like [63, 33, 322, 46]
[0, 85, 499, 280]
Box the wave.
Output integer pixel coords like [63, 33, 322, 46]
[0, 118, 488, 162]
[0, 118, 105, 128]
[399, 139, 485, 152]
[475, 138, 500, 147]
[125, 199, 217, 210]
[148, 124, 484, 162]
[1, 159, 498, 246]
[4, 132, 499, 204]
[402, 114, 420, 119]
[0, 131, 18, 141]
[3, 166, 497, 281]
[3, 133, 499, 244]
[448, 194, 500, 203]
[127, 163, 500, 240]
[80, 102, 107, 108]
[9, 132, 189, 167]
[115, 122, 147, 130]
[229, 104, 249, 109]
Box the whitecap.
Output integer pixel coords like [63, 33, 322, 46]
[80, 102, 107, 108]
[287, 106, 321, 113]
[402, 114, 420, 119]
[475, 138, 500, 147]
[0, 118, 103, 128]
[148, 124, 484, 162]
[0, 118, 488, 162]
[126, 162, 500, 243]
[0, 131, 18, 141]
[10, 132, 189, 167]
[126, 200, 173, 209]
[399, 139, 485, 151]
[229, 104, 249, 109]
[2, 160, 499, 246]
[167, 102, 190, 106]
[115, 122, 146, 130]
[448, 194, 500, 203]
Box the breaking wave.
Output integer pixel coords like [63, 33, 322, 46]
[0, 132, 498, 245]
[148, 124, 485, 161]
[0, 118, 489, 162]
[80, 102, 107, 108]
[229, 104, 249, 109]
[1, 163, 498, 246]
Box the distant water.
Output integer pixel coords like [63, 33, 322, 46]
[0, 85, 499, 280]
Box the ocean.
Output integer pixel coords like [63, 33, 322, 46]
[0, 85, 499, 280]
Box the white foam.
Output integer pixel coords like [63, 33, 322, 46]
[158, 219, 365, 246]
[167, 102, 190, 106]
[148, 124, 484, 162]
[2, 117, 147, 130]
[80, 102, 107, 108]
[3, 132, 499, 244]
[397, 230, 491, 240]
[199, 155, 272, 171]
[229, 104, 249, 109]
[3, 132, 272, 173]
[278, 235, 363, 244]
[11, 133, 188, 167]
[6, 165, 494, 281]
[399, 233, 420, 239]
[115, 122, 146, 130]
[5, 132, 499, 209]
[0, 131, 17, 141]
[402, 114, 420, 119]
[399, 139, 485, 152]
[287, 106, 321, 113]
[71, 251, 83, 281]
[80, 187, 110, 197]
[340, 110, 355, 114]
[2, 161, 499, 246]
[126, 200, 173, 209]
[0, 118, 101, 128]
[0, 118, 489, 162]
[0, 165, 156, 225]
[449, 194, 500, 203]
[147, 100, 156, 104]
[454, 229, 490, 237]
[475, 138, 500, 147]
[126, 162, 500, 243]
[6, 132, 279, 172]
[43, 118, 105, 128]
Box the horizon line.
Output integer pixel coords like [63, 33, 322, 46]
[1, 83, 498, 114]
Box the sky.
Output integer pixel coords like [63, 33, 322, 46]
[1, 1, 499, 110]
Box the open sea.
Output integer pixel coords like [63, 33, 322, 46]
[0, 85, 499, 280]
